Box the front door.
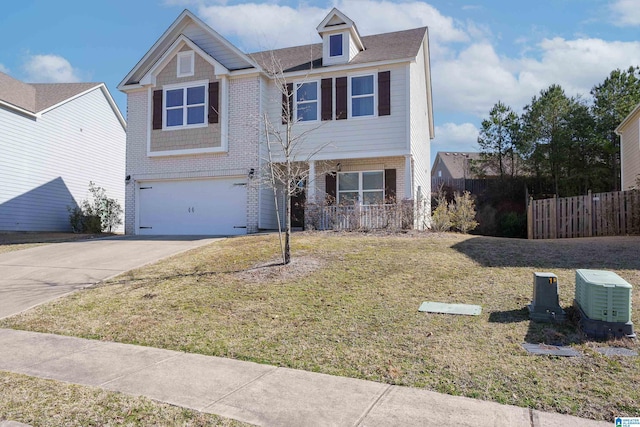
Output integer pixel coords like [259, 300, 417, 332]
[290, 180, 306, 228]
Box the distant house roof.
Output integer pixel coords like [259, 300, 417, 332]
[432, 152, 484, 179]
[0, 72, 101, 114]
[0, 71, 125, 128]
[249, 27, 428, 73]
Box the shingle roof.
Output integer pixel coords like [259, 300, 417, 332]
[433, 152, 483, 179]
[0, 72, 100, 113]
[0, 72, 36, 112]
[249, 27, 427, 73]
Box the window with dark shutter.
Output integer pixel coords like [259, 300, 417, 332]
[321, 78, 333, 121]
[384, 169, 396, 203]
[378, 71, 391, 116]
[282, 83, 293, 124]
[335, 77, 347, 120]
[325, 174, 337, 204]
[208, 82, 219, 124]
[152, 90, 163, 130]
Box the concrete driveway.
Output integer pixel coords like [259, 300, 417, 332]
[0, 235, 222, 319]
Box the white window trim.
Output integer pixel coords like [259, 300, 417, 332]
[348, 73, 377, 119]
[146, 77, 229, 157]
[294, 80, 320, 122]
[323, 31, 348, 65]
[177, 51, 195, 78]
[337, 170, 385, 205]
[162, 79, 209, 131]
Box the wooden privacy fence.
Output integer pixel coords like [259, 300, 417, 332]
[527, 190, 640, 239]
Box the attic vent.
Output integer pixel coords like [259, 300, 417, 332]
[177, 51, 195, 78]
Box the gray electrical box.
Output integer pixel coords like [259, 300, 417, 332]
[528, 272, 566, 322]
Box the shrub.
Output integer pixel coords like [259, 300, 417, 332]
[68, 182, 122, 233]
[430, 190, 452, 232]
[450, 191, 479, 234]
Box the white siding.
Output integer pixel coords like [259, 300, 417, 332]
[0, 88, 125, 232]
[182, 23, 252, 71]
[264, 64, 409, 162]
[409, 42, 431, 227]
[621, 117, 640, 190]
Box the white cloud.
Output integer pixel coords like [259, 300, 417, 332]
[195, 0, 469, 53]
[610, 0, 640, 26]
[432, 122, 480, 158]
[22, 54, 82, 83]
[0, 63, 8, 74]
[432, 38, 640, 117]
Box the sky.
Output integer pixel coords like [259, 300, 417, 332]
[1, 0, 640, 164]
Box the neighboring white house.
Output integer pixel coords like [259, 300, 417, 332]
[615, 102, 640, 190]
[118, 8, 434, 235]
[0, 72, 126, 232]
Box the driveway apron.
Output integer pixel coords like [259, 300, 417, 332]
[0, 236, 221, 319]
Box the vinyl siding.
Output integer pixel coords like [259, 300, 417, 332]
[621, 117, 640, 190]
[257, 75, 279, 230]
[265, 64, 409, 162]
[182, 22, 252, 71]
[409, 41, 431, 226]
[0, 88, 125, 232]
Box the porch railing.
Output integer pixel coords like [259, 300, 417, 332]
[308, 203, 414, 231]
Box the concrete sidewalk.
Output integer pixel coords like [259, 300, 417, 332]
[0, 329, 610, 427]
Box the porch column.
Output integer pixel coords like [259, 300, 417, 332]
[404, 154, 413, 200]
[308, 160, 316, 203]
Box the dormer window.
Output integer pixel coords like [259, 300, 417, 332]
[177, 51, 194, 78]
[317, 9, 364, 66]
[329, 34, 343, 57]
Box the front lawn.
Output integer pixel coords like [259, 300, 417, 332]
[0, 371, 249, 426]
[2, 232, 639, 422]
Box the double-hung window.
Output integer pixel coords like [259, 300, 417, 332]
[338, 171, 384, 205]
[350, 74, 375, 117]
[296, 81, 319, 122]
[164, 82, 207, 129]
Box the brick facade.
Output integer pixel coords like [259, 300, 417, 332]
[124, 76, 261, 234]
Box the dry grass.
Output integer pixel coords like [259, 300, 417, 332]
[0, 371, 250, 426]
[2, 232, 639, 422]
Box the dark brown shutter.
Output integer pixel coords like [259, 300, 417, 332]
[208, 82, 219, 124]
[321, 78, 333, 121]
[152, 90, 163, 130]
[378, 71, 391, 116]
[384, 169, 396, 203]
[282, 83, 293, 124]
[325, 174, 337, 205]
[335, 77, 347, 120]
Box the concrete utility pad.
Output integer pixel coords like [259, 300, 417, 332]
[521, 343, 582, 357]
[419, 301, 482, 316]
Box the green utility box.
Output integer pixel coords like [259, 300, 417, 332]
[575, 269, 632, 323]
[528, 272, 565, 322]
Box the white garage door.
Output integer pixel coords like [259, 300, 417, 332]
[137, 177, 247, 235]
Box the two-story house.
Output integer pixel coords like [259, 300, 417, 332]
[0, 72, 125, 232]
[118, 8, 434, 235]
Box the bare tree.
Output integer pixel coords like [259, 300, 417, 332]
[254, 51, 331, 264]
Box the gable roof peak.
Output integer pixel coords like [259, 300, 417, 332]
[316, 8, 355, 32]
[316, 8, 364, 51]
